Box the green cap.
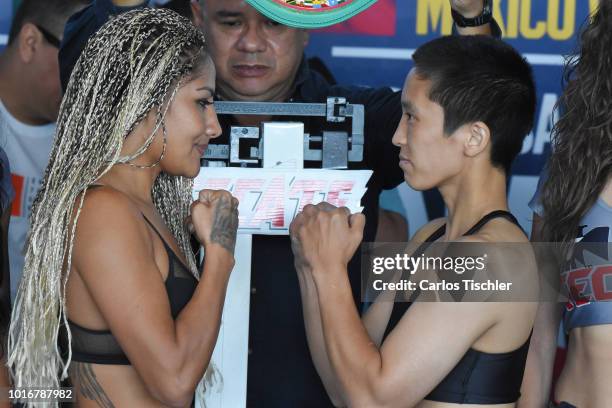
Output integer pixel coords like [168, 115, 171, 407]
[244, 0, 378, 29]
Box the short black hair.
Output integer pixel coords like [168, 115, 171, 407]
[8, 0, 90, 45]
[159, 0, 193, 20]
[412, 35, 536, 174]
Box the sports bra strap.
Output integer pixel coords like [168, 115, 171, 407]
[424, 223, 446, 243]
[141, 214, 168, 246]
[423, 210, 522, 242]
[464, 210, 521, 236]
[140, 214, 194, 276]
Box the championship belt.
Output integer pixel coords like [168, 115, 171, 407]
[245, 0, 377, 28]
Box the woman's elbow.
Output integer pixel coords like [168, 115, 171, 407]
[144, 349, 214, 407]
[144, 361, 199, 408]
[150, 379, 195, 408]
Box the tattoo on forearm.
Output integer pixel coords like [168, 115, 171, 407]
[72, 363, 116, 408]
[210, 196, 238, 254]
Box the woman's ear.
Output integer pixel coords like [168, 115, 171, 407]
[464, 121, 490, 158]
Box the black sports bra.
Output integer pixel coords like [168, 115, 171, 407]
[60, 208, 197, 365]
[382, 210, 530, 404]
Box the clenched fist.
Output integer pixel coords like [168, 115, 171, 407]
[289, 202, 365, 275]
[188, 189, 239, 258]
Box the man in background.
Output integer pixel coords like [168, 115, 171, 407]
[0, 0, 89, 303]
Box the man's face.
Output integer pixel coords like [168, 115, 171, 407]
[392, 69, 465, 191]
[34, 30, 62, 123]
[14, 23, 64, 124]
[195, 0, 309, 102]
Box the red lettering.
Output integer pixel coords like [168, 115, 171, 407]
[248, 177, 285, 229]
[232, 179, 265, 203]
[10, 174, 24, 217]
[564, 267, 592, 303]
[327, 180, 354, 207]
[591, 265, 612, 301]
[289, 179, 327, 213]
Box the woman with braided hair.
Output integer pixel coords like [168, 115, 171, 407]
[7, 8, 239, 407]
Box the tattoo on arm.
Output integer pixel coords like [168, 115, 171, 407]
[210, 196, 238, 254]
[72, 363, 116, 408]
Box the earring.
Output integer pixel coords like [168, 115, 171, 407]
[126, 120, 167, 169]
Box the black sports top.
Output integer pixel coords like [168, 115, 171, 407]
[60, 210, 198, 365]
[382, 210, 530, 404]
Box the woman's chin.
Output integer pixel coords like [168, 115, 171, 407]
[404, 176, 433, 192]
[186, 166, 201, 179]
[168, 164, 201, 179]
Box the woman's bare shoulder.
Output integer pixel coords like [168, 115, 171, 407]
[461, 217, 528, 244]
[411, 218, 446, 242]
[75, 186, 142, 227]
[71, 186, 152, 259]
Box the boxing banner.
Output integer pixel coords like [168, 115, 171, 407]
[193, 168, 372, 235]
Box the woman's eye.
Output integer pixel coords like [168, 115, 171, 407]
[198, 99, 214, 109]
[405, 112, 414, 121]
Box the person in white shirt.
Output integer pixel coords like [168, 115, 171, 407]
[0, 0, 88, 302]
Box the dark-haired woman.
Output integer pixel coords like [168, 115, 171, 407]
[520, 2, 612, 408]
[290, 34, 539, 408]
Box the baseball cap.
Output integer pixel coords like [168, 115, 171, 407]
[244, 0, 377, 29]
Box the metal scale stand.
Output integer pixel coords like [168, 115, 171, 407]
[199, 98, 364, 407]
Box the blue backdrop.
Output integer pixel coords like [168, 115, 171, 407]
[304, 0, 593, 234]
[0, 0, 594, 234]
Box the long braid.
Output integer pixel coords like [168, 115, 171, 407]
[8, 9, 210, 405]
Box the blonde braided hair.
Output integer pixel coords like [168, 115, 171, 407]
[8, 8, 216, 405]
